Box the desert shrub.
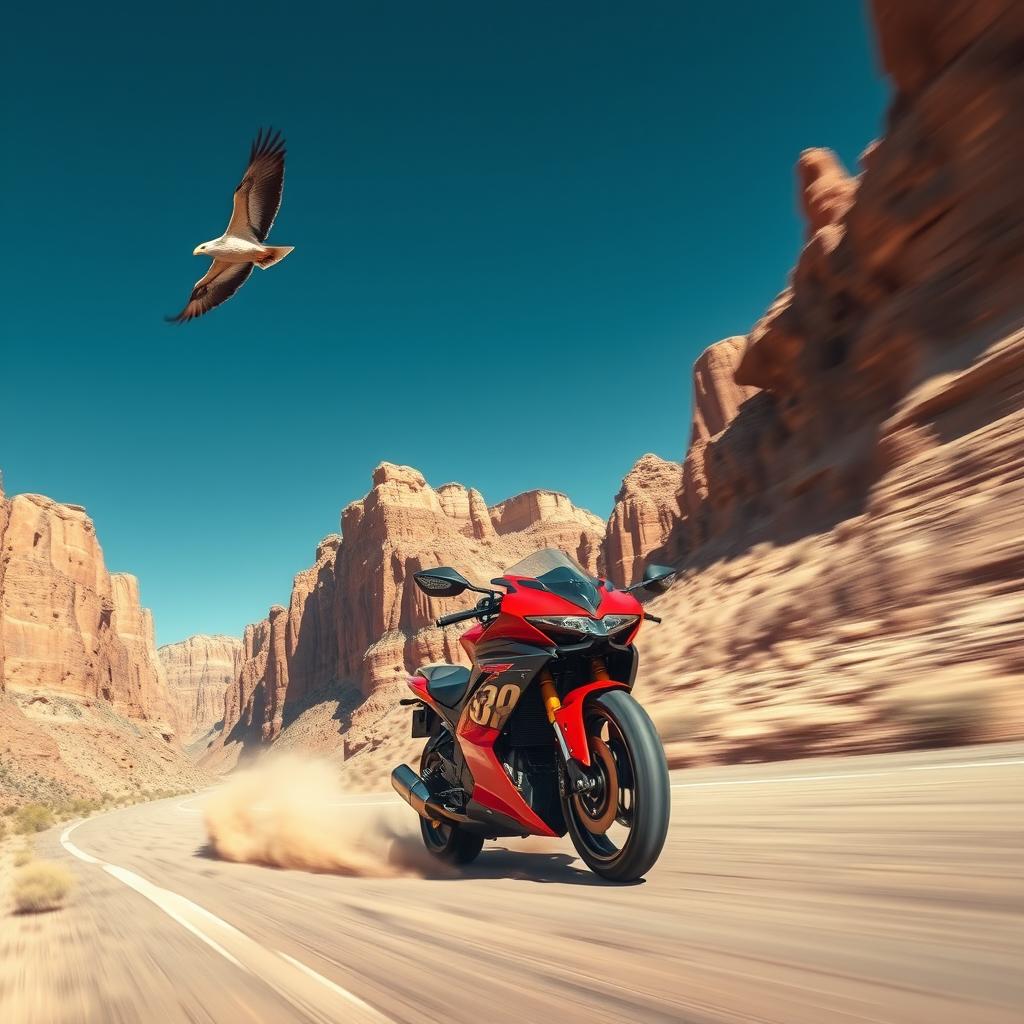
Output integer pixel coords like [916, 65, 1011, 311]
[13, 843, 34, 867]
[14, 804, 54, 834]
[892, 687, 992, 748]
[0, 818, 6, 842]
[12, 861, 75, 912]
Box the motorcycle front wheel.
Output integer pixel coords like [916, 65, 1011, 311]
[561, 689, 670, 882]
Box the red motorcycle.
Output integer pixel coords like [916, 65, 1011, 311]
[392, 548, 673, 882]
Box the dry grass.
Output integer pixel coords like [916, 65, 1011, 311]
[11, 861, 75, 913]
[13, 843, 34, 868]
[13, 804, 54, 834]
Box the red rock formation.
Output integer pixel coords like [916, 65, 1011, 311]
[159, 635, 243, 742]
[690, 337, 759, 444]
[111, 573, 178, 734]
[333, 464, 604, 696]
[0, 486, 208, 802]
[0, 493, 172, 725]
[603, 456, 683, 587]
[208, 464, 605, 763]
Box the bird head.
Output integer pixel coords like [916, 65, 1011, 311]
[192, 243, 208, 256]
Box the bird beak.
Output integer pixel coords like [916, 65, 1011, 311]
[192, 246, 203, 256]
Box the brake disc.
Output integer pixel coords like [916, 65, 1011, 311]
[574, 736, 619, 834]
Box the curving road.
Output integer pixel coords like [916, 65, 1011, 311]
[3, 743, 1023, 1024]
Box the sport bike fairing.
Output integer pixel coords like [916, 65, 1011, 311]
[408, 550, 643, 837]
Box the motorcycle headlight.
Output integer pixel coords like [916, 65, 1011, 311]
[525, 614, 639, 642]
[602, 614, 640, 639]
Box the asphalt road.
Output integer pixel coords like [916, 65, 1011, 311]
[3, 743, 1023, 1024]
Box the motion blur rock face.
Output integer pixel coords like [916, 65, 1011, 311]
[690, 337, 759, 445]
[159, 635, 243, 743]
[0, 488, 207, 804]
[605, 0, 1024, 764]
[205, 464, 604, 767]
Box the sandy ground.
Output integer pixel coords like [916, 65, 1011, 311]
[1, 743, 1021, 1024]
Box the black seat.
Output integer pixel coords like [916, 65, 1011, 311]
[416, 663, 472, 708]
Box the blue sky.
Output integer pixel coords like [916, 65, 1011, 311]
[1, 2, 887, 644]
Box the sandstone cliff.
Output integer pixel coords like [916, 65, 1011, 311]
[204, 465, 604, 768]
[602, 0, 1024, 763]
[159, 635, 243, 743]
[0, 493, 171, 724]
[0, 487, 207, 803]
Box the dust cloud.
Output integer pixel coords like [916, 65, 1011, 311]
[203, 753, 428, 876]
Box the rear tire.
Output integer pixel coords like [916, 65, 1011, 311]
[561, 689, 670, 882]
[418, 735, 484, 866]
[419, 817, 485, 865]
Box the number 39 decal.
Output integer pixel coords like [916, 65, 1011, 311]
[467, 682, 521, 730]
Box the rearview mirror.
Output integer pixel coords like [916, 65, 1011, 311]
[641, 564, 676, 594]
[413, 567, 472, 598]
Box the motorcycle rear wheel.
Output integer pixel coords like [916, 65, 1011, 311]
[419, 740, 484, 866]
[561, 689, 670, 882]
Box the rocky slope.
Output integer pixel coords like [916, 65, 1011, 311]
[602, 0, 1024, 764]
[202, 464, 605, 770]
[158, 635, 243, 744]
[0, 485, 206, 804]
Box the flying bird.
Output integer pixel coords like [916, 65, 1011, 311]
[166, 128, 294, 323]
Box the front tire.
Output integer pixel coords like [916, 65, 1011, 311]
[561, 689, 670, 882]
[418, 736, 484, 866]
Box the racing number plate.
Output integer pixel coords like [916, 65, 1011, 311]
[467, 682, 521, 731]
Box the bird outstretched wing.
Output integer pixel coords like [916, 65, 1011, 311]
[165, 261, 255, 323]
[226, 128, 286, 243]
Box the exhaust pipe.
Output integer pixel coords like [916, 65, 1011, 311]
[392, 763, 481, 828]
[391, 763, 436, 819]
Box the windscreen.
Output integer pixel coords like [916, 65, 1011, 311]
[503, 548, 602, 613]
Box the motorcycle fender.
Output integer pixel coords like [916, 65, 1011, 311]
[553, 680, 629, 767]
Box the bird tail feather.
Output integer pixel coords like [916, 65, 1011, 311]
[256, 246, 294, 269]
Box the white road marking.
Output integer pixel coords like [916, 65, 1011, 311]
[279, 951, 391, 1019]
[669, 758, 1024, 789]
[59, 822, 393, 1023]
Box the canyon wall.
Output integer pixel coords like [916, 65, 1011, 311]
[159, 635, 243, 743]
[0, 493, 173, 725]
[205, 464, 604, 765]
[0, 488, 207, 803]
[602, 0, 1024, 763]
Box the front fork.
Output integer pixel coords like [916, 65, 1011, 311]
[539, 658, 616, 794]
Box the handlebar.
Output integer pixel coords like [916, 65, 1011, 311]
[643, 612, 662, 624]
[435, 607, 483, 628]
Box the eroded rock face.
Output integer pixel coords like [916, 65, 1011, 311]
[603, 455, 683, 587]
[690, 337, 759, 445]
[159, 635, 243, 742]
[604, 0, 1024, 762]
[208, 464, 605, 760]
[0, 493, 171, 725]
[0, 487, 208, 802]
